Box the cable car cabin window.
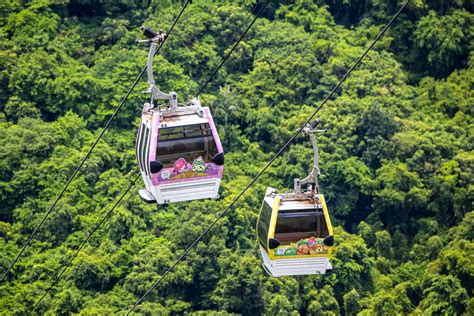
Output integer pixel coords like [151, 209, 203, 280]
[257, 202, 272, 251]
[156, 123, 218, 167]
[136, 124, 143, 171]
[143, 126, 150, 174]
[138, 123, 148, 173]
[274, 210, 329, 244]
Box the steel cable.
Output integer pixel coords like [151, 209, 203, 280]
[194, 0, 271, 97]
[31, 175, 140, 312]
[0, 0, 192, 282]
[126, 1, 411, 313]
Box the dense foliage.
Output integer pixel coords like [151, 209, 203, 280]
[0, 0, 472, 314]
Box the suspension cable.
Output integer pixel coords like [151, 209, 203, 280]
[194, 0, 271, 97]
[32, 0, 270, 309]
[30, 0, 269, 309]
[31, 174, 140, 312]
[0, 0, 191, 282]
[127, 1, 411, 313]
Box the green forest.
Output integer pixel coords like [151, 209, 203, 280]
[0, 0, 473, 314]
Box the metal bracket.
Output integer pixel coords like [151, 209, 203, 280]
[293, 119, 327, 195]
[138, 26, 178, 110]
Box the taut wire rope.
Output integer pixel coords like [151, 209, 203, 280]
[29, 0, 267, 307]
[127, 1, 411, 313]
[31, 175, 140, 311]
[194, 0, 271, 97]
[0, 0, 192, 282]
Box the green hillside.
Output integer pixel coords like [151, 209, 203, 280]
[0, 0, 472, 314]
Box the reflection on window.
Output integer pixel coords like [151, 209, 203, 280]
[156, 123, 218, 166]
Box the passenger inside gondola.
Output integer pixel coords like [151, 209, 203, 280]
[274, 208, 329, 244]
[156, 123, 218, 167]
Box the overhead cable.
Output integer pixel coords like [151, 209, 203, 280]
[127, 1, 411, 313]
[0, 0, 192, 282]
[32, 0, 270, 309]
[194, 0, 271, 97]
[31, 174, 140, 312]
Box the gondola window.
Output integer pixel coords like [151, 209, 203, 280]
[257, 202, 272, 251]
[138, 123, 148, 173]
[156, 123, 218, 166]
[274, 210, 329, 243]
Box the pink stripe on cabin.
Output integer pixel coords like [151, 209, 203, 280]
[149, 111, 160, 163]
[204, 107, 224, 178]
[151, 165, 222, 185]
[154, 174, 221, 185]
[204, 107, 223, 153]
[149, 107, 224, 186]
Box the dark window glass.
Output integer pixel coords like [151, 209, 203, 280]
[156, 123, 218, 166]
[274, 209, 329, 243]
[257, 202, 272, 251]
[137, 123, 146, 172]
[135, 123, 141, 161]
[136, 124, 142, 170]
[159, 123, 209, 139]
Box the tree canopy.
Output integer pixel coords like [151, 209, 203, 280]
[0, 0, 472, 314]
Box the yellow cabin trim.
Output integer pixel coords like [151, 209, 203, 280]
[268, 194, 334, 261]
[271, 248, 334, 261]
[268, 197, 281, 260]
[320, 195, 333, 236]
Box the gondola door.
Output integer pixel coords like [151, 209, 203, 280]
[136, 110, 156, 202]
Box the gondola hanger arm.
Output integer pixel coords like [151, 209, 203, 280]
[127, 0, 410, 310]
[294, 119, 327, 195]
[138, 26, 178, 110]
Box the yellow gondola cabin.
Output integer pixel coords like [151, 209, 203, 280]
[257, 119, 334, 277]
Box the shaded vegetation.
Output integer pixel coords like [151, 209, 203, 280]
[0, 0, 472, 314]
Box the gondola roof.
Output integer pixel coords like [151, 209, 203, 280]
[159, 111, 210, 127]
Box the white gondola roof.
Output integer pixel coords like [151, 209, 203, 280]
[264, 187, 324, 211]
[160, 111, 209, 128]
[278, 198, 323, 211]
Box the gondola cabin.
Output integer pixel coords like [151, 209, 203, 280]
[136, 99, 224, 204]
[257, 119, 334, 276]
[257, 187, 334, 277]
[135, 26, 224, 204]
